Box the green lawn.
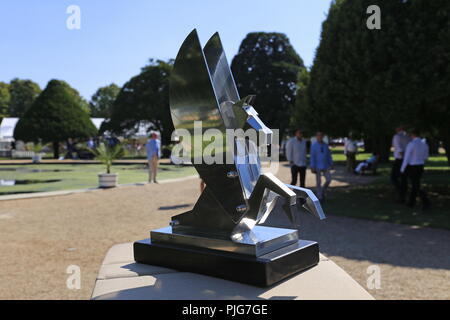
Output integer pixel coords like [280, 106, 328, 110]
[2, 149, 449, 230]
[0, 163, 196, 195]
[327, 148, 450, 230]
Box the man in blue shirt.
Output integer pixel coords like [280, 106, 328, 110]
[310, 132, 333, 200]
[146, 132, 161, 183]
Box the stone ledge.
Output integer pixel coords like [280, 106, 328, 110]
[91, 242, 374, 300]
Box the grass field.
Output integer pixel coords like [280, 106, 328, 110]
[1, 149, 449, 230]
[326, 148, 450, 230]
[0, 163, 196, 195]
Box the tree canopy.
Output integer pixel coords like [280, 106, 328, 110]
[296, 0, 450, 162]
[102, 60, 174, 144]
[231, 32, 305, 137]
[8, 78, 41, 117]
[89, 83, 120, 118]
[14, 79, 97, 158]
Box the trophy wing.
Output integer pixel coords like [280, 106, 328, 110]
[203, 32, 240, 110]
[169, 30, 249, 233]
[169, 29, 225, 137]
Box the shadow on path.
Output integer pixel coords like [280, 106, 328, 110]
[158, 204, 191, 211]
[263, 210, 450, 270]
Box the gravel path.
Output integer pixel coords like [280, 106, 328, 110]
[0, 164, 448, 299]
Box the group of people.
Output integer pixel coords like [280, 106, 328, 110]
[148, 126, 432, 210]
[391, 126, 431, 209]
[63, 132, 162, 183]
[286, 130, 333, 200]
[286, 126, 431, 208]
[344, 137, 380, 175]
[64, 137, 97, 160]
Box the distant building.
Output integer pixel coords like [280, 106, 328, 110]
[0, 117, 105, 147]
[0, 118, 19, 142]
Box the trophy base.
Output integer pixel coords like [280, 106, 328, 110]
[133, 238, 319, 287]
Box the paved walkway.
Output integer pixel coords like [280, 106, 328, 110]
[0, 164, 448, 299]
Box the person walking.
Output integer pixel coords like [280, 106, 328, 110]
[65, 138, 76, 159]
[391, 126, 411, 202]
[400, 129, 431, 209]
[344, 135, 358, 173]
[146, 132, 161, 183]
[87, 137, 95, 149]
[310, 132, 333, 200]
[286, 129, 308, 188]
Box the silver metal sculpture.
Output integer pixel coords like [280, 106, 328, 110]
[134, 30, 325, 287]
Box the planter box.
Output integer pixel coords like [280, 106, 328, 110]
[98, 173, 118, 188]
[32, 153, 43, 163]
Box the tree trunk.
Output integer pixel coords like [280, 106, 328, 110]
[372, 135, 391, 163]
[364, 137, 373, 153]
[439, 128, 450, 167]
[53, 141, 60, 159]
[427, 137, 440, 155]
[443, 136, 450, 167]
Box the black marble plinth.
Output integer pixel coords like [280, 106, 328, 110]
[133, 238, 319, 287]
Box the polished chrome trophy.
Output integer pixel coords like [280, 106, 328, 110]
[134, 30, 325, 287]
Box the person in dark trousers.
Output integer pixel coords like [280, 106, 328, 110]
[310, 132, 333, 200]
[344, 134, 358, 173]
[286, 129, 308, 188]
[400, 129, 431, 209]
[391, 126, 411, 202]
[65, 138, 76, 159]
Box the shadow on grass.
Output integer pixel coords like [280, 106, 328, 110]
[323, 169, 450, 230]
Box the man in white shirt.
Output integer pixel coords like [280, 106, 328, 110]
[401, 129, 431, 209]
[286, 129, 308, 188]
[344, 135, 358, 173]
[391, 126, 411, 202]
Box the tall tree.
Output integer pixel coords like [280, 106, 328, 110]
[231, 32, 305, 137]
[14, 80, 97, 158]
[102, 60, 174, 144]
[89, 83, 120, 118]
[8, 78, 41, 117]
[302, 0, 450, 162]
[404, 0, 450, 165]
[290, 69, 310, 133]
[0, 82, 10, 117]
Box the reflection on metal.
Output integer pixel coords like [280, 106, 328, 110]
[203, 32, 240, 114]
[135, 30, 326, 286]
[167, 29, 325, 242]
[151, 225, 298, 257]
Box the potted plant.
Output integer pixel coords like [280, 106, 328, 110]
[91, 143, 125, 188]
[29, 142, 45, 163]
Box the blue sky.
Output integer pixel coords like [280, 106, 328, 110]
[1, 0, 332, 100]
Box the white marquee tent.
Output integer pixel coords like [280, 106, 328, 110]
[0, 117, 106, 142]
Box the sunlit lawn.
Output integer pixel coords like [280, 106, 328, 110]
[328, 147, 450, 230]
[0, 163, 196, 195]
[1, 147, 449, 230]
